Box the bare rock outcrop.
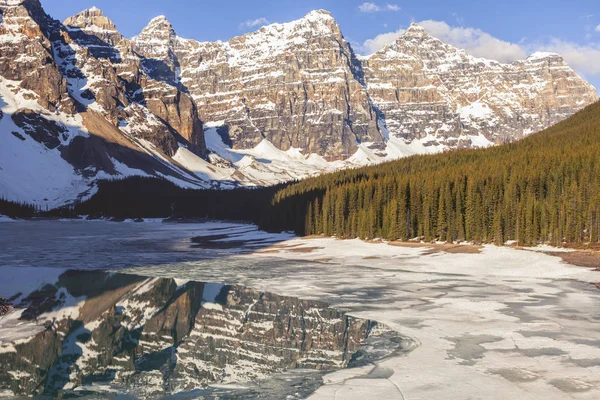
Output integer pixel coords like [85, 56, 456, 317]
[133, 10, 385, 159]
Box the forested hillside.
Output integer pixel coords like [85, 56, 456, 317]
[267, 101, 600, 246]
[5, 101, 599, 248]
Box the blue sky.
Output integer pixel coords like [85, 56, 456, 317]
[44, 0, 600, 92]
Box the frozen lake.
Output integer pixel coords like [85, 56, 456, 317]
[1, 221, 600, 399]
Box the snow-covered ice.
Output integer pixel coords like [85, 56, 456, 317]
[1, 221, 599, 399]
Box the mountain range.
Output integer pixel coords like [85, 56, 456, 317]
[0, 0, 596, 207]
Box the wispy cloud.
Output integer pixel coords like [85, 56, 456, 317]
[358, 2, 400, 13]
[534, 39, 600, 78]
[359, 2, 380, 13]
[596, 24, 600, 32]
[451, 12, 464, 27]
[360, 27, 405, 53]
[418, 20, 526, 62]
[239, 17, 269, 30]
[357, 21, 525, 62]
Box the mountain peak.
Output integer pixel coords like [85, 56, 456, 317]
[527, 52, 563, 62]
[148, 15, 171, 25]
[139, 14, 175, 36]
[132, 15, 178, 62]
[64, 6, 117, 32]
[87, 6, 102, 14]
[304, 9, 334, 20]
[289, 9, 340, 36]
[403, 23, 429, 38]
[150, 15, 169, 24]
[72, 5, 105, 18]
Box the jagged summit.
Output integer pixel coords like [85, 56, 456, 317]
[238, 8, 340, 38]
[403, 22, 428, 36]
[133, 14, 178, 61]
[63, 6, 118, 32]
[65, 6, 107, 21]
[527, 51, 563, 61]
[148, 15, 170, 24]
[297, 9, 338, 31]
[303, 9, 335, 20]
[86, 5, 102, 14]
[145, 15, 173, 28]
[138, 14, 175, 36]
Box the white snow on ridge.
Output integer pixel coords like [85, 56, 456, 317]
[459, 101, 493, 120]
[0, 74, 501, 207]
[201, 123, 496, 188]
[0, 78, 92, 208]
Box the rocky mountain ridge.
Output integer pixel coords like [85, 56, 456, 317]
[0, 0, 597, 207]
[363, 24, 597, 151]
[132, 10, 384, 159]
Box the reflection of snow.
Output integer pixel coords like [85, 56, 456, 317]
[124, 222, 600, 400]
[2, 221, 600, 399]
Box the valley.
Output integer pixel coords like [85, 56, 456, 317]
[1, 1, 600, 399]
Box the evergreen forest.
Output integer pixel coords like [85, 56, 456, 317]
[2, 101, 599, 247]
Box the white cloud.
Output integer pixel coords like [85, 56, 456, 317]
[360, 20, 527, 62]
[359, 2, 380, 13]
[534, 39, 600, 77]
[358, 2, 400, 13]
[596, 24, 600, 32]
[418, 20, 527, 62]
[239, 17, 269, 30]
[360, 28, 405, 54]
[359, 20, 530, 63]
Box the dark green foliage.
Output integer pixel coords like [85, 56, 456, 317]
[9, 101, 600, 248]
[268, 101, 600, 246]
[0, 197, 36, 218]
[59, 177, 287, 229]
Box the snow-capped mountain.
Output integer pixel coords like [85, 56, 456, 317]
[132, 10, 382, 160]
[0, 0, 596, 207]
[363, 24, 597, 150]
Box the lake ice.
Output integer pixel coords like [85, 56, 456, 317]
[1, 221, 599, 399]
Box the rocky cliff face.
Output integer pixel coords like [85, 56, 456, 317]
[133, 10, 384, 159]
[0, 270, 380, 398]
[0, 1, 597, 206]
[59, 6, 207, 156]
[132, 15, 597, 159]
[0, 0, 211, 207]
[362, 24, 598, 150]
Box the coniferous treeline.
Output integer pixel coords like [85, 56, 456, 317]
[0, 197, 36, 218]
[267, 101, 600, 246]
[6, 101, 600, 247]
[47, 177, 287, 228]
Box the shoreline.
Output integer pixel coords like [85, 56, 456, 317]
[259, 235, 600, 272]
[3, 217, 599, 272]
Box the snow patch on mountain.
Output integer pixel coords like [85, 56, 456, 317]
[0, 78, 91, 207]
